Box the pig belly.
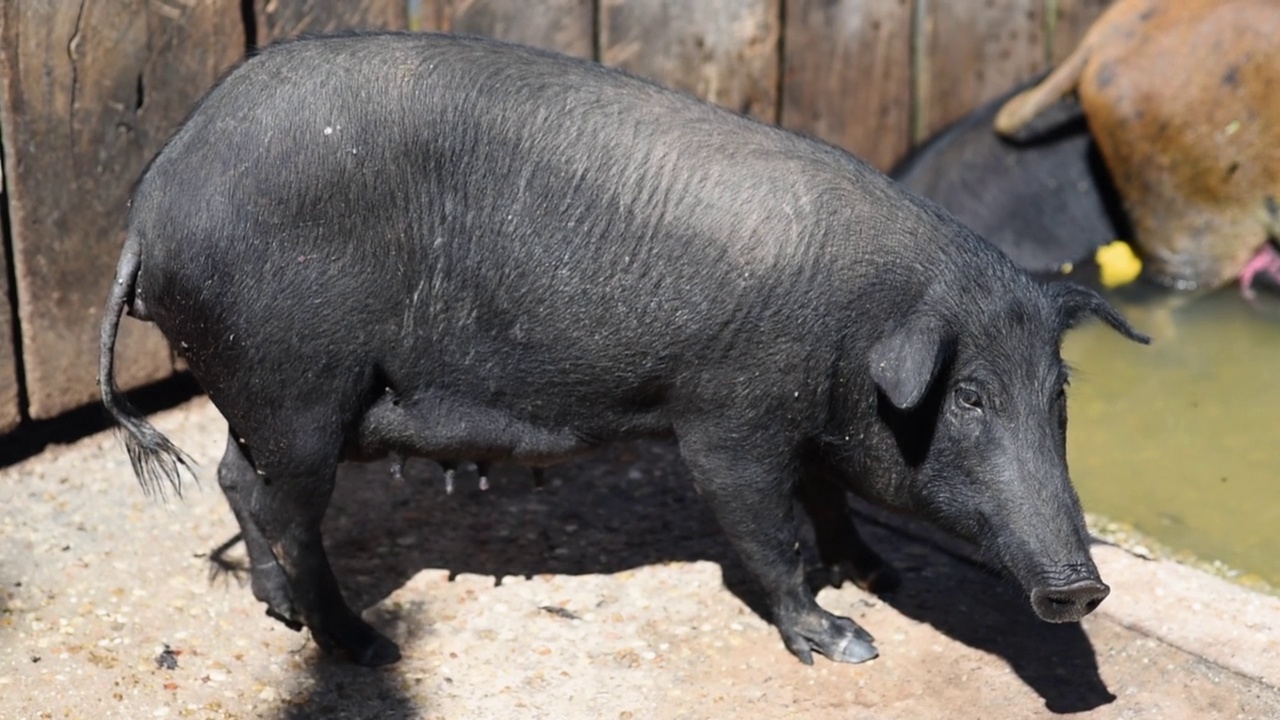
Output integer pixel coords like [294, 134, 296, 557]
[352, 390, 593, 466]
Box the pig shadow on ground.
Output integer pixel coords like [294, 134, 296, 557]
[231, 439, 744, 720]
[214, 438, 1112, 716]
[271, 602, 429, 720]
[849, 501, 1117, 714]
[317, 439, 755, 615]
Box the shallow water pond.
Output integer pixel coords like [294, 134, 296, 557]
[1062, 283, 1280, 588]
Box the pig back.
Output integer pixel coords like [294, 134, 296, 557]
[127, 32, 961, 426]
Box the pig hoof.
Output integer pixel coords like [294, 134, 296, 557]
[252, 570, 298, 627]
[313, 619, 403, 666]
[829, 633, 879, 664]
[315, 627, 402, 667]
[780, 613, 878, 666]
[351, 635, 402, 667]
[265, 606, 304, 633]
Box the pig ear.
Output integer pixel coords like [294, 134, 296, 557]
[1054, 283, 1151, 345]
[869, 315, 949, 410]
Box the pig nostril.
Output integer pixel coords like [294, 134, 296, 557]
[1030, 580, 1109, 622]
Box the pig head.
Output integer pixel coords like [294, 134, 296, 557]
[845, 275, 1148, 622]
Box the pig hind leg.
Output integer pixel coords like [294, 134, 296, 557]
[216, 433, 298, 626]
[677, 422, 879, 665]
[795, 467, 900, 594]
[230, 409, 400, 667]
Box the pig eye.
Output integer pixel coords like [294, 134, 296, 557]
[954, 386, 983, 410]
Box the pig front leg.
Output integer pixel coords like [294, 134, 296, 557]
[677, 425, 879, 665]
[796, 469, 900, 595]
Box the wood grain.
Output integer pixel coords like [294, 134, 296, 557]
[599, 0, 780, 122]
[417, 0, 594, 58]
[0, 0, 244, 419]
[253, 0, 409, 46]
[780, 0, 914, 170]
[916, 0, 1049, 140]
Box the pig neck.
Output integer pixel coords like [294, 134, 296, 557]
[818, 275, 934, 513]
[815, 213, 1012, 514]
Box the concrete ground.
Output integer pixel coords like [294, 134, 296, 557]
[1, 396, 1277, 719]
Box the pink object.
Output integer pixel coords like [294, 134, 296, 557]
[1239, 243, 1280, 300]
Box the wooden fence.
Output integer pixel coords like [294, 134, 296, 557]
[0, 0, 1113, 434]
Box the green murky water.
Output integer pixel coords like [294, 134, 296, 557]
[1062, 283, 1280, 588]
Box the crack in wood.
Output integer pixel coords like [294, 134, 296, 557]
[67, 0, 88, 155]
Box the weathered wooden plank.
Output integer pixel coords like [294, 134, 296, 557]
[780, 0, 914, 171]
[416, 0, 594, 58]
[1052, 0, 1113, 63]
[0, 186, 19, 433]
[599, 0, 780, 122]
[916, 0, 1049, 140]
[253, 0, 409, 46]
[0, 0, 244, 420]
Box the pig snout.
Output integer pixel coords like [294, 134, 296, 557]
[1030, 577, 1110, 623]
[1143, 247, 1233, 291]
[1136, 216, 1272, 292]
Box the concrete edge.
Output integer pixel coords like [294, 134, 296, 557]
[1090, 544, 1280, 689]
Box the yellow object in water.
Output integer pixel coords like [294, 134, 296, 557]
[1095, 241, 1143, 288]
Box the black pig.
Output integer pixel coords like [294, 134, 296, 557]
[891, 75, 1130, 275]
[100, 32, 1148, 668]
